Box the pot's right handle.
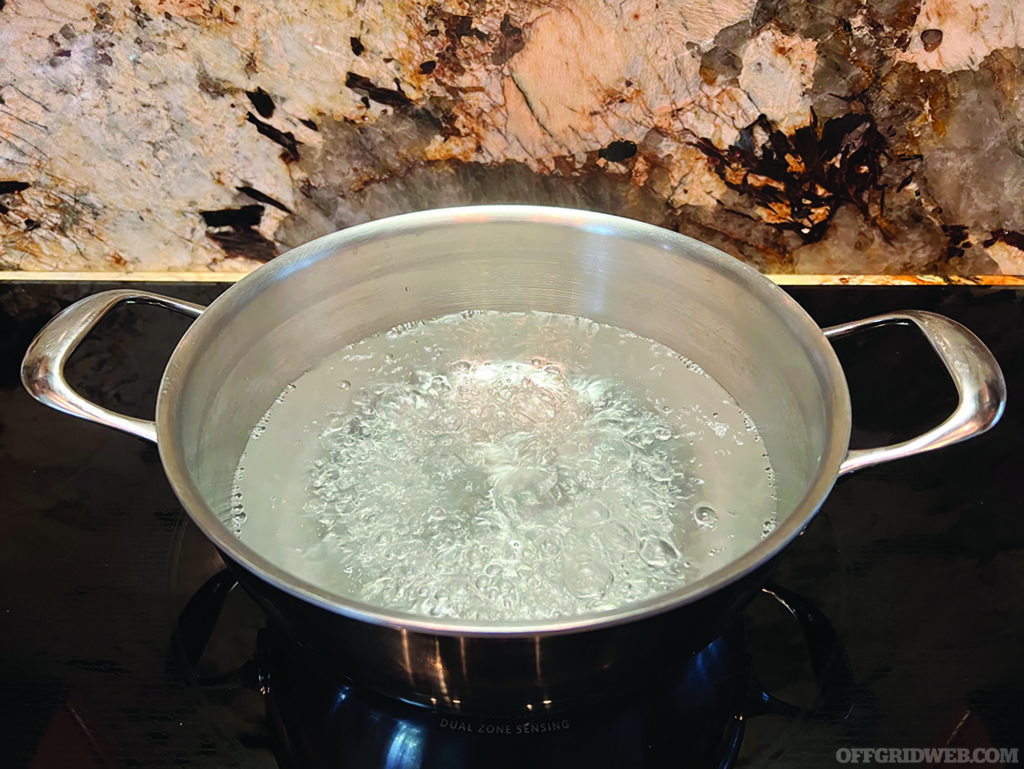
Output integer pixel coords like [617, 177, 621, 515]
[823, 310, 1006, 475]
[21, 289, 206, 443]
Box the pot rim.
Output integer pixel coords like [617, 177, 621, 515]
[156, 204, 850, 638]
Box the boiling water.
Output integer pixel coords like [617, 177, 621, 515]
[232, 311, 776, 622]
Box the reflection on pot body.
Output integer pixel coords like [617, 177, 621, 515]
[21, 206, 1005, 714]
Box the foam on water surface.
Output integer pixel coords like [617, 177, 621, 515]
[232, 311, 777, 622]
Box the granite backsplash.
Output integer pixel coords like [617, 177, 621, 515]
[0, 0, 1022, 276]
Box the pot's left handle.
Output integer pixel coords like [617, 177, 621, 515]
[21, 289, 206, 443]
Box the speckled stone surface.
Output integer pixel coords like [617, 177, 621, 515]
[1, 0, 1023, 274]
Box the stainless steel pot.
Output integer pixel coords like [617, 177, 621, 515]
[22, 206, 1006, 715]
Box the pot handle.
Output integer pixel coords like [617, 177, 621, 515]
[21, 289, 206, 444]
[823, 310, 1006, 475]
[750, 583, 854, 721]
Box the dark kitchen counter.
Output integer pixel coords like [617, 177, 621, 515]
[2, 281, 1022, 768]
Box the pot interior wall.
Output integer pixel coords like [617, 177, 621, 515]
[163, 210, 848, 607]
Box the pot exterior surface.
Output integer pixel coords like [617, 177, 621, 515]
[157, 206, 850, 638]
[228, 550, 779, 714]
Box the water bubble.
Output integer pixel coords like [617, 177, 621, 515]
[570, 500, 610, 528]
[537, 535, 560, 558]
[648, 457, 674, 482]
[562, 552, 612, 599]
[273, 382, 297, 404]
[692, 504, 718, 530]
[598, 521, 637, 554]
[635, 498, 663, 520]
[640, 536, 680, 568]
[339, 380, 351, 390]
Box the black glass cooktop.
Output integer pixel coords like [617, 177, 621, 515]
[2, 282, 1023, 768]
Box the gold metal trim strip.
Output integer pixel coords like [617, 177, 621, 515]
[1, 272, 1022, 286]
